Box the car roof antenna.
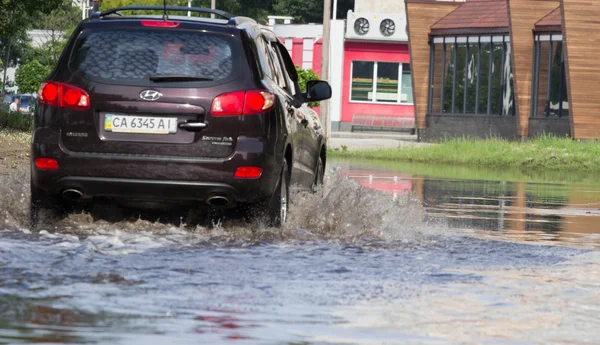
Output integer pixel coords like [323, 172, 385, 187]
[163, 0, 168, 20]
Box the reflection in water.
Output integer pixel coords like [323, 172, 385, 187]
[335, 159, 600, 248]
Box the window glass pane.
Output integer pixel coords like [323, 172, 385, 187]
[431, 44, 443, 112]
[71, 29, 241, 87]
[454, 43, 467, 113]
[549, 41, 564, 116]
[376, 62, 399, 102]
[401, 63, 413, 104]
[536, 41, 550, 117]
[561, 56, 569, 117]
[443, 42, 454, 113]
[502, 42, 514, 116]
[479, 42, 490, 114]
[466, 43, 478, 113]
[267, 43, 288, 90]
[490, 42, 503, 114]
[255, 37, 273, 80]
[351, 61, 374, 101]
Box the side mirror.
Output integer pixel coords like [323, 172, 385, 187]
[303, 80, 332, 103]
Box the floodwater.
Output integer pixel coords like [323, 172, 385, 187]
[1, 160, 599, 344]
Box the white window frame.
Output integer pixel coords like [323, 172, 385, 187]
[349, 61, 414, 105]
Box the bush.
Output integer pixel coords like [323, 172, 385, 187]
[0, 106, 33, 132]
[15, 60, 52, 94]
[295, 66, 321, 107]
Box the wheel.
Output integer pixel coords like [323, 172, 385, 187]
[266, 159, 289, 227]
[29, 185, 65, 231]
[311, 155, 325, 193]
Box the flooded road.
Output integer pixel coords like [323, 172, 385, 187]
[1, 160, 599, 344]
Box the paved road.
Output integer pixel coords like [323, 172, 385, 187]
[329, 132, 432, 150]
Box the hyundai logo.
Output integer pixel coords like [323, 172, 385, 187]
[140, 90, 162, 101]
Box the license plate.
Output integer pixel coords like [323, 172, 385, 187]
[104, 114, 177, 134]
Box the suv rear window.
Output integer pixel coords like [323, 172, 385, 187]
[69, 29, 243, 87]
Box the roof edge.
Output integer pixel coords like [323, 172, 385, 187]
[430, 27, 509, 36]
[533, 25, 562, 33]
[534, 6, 561, 26]
[406, 0, 464, 4]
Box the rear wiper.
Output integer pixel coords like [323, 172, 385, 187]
[149, 74, 214, 82]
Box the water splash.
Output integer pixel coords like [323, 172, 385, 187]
[0, 165, 442, 251]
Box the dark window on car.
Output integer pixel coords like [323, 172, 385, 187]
[69, 29, 244, 87]
[254, 36, 274, 80]
[272, 42, 303, 99]
[265, 41, 289, 90]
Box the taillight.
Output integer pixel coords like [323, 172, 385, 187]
[234, 167, 263, 179]
[211, 90, 275, 116]
[141, 20, 180, 28]
[38, 82, 90, 110]
[35, 158, 59, 171]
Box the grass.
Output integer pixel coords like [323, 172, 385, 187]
[329, 135, 600, 172]
[0, 128, 32, 146]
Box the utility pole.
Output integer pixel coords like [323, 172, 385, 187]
[188, 0, 192, 17]
[320, 0, 331, 144]
[211, 0, 216, 18]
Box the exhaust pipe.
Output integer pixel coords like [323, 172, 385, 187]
[206, 195, 230, 207]
[62, 189, 84, 201]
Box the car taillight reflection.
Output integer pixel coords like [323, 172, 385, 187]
[38, 81, 90, 110]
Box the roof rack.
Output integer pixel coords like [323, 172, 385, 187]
[91, 6, 233, 21]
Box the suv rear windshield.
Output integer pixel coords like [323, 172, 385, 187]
[69, 28, 244, 87]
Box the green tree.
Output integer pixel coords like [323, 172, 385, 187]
[15, 60, 52, 94]
[99, 0, 354, 25]
[296, 66, 320, 107]
[1, 0, 63, 94]
[273, 0, 354, 23]
[0, 0, 63, 37]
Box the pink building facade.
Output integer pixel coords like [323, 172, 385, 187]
[270, 2, 414, 132]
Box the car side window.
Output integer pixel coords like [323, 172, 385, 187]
[266, 42, 291, 92]
[254, 36, 273, 80]
[273, 42, 301, 98]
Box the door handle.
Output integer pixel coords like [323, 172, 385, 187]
[179, 122, 207, 131]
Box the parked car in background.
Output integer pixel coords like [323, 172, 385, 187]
[3, 93, 37, 114]
[30, 5, 332, 229]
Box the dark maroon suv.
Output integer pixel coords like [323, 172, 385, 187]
[30, 6, 331, 228]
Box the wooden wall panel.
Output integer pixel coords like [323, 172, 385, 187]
[406, 1, 460, 129]
[561, 0, 600, 139]
[507, 0, 559, 137]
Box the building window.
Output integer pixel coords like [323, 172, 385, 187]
[351, 61, 413, 104]
[531, 34, 568, 117]
[428, 36, 515, 116]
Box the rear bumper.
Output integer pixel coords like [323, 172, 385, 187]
[51, 176, 238, 203]
[31, 128, 282, 205]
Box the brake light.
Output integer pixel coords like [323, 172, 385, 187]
[211, 90, 275, 116]
[35, 158, 59, 171]
[234, 167, 263, 179]
[38, 82, 90, 110]
[141, 20, 180, 28]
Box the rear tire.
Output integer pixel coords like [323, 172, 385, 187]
[266, 159, 289, 227]
[29, 185, 64, 231]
